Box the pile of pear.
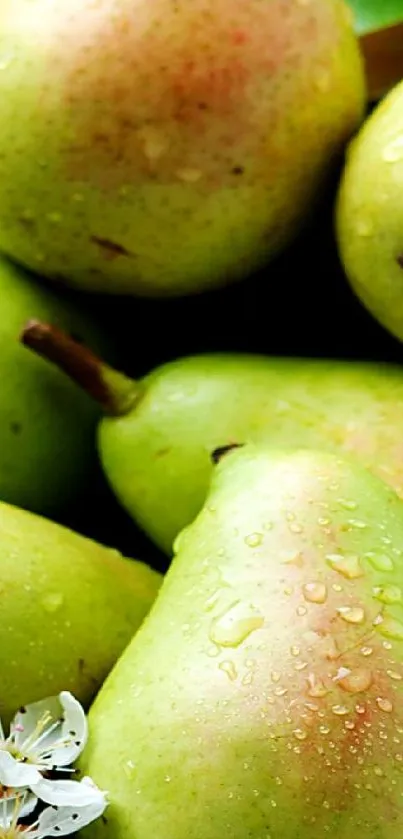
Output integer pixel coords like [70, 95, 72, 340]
[0, 1, 402, 838]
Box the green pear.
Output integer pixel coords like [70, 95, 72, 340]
[0, 255, 110, 517]
[79, 445, 403, 839]
[0, 499, 161, 726]
[336, 78, 403, 342]
[0, 0, 365, 297]
[21, 321, 403, 553]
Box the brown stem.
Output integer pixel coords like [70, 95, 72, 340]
[21, 320, 140, 416]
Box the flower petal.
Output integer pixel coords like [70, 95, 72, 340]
[48, 692, 88, 766]
[0, 791, 38, 827]
[29, 791, 108, 838]
[31, 776, 106, 808]
[0, 751, 42, 788]
[10, 692, 87, 768]
[10, 695, 65, 753]
[19, 791, 39, 820]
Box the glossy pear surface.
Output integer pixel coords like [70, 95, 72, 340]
[99, 354, 403, 551]
[0, 0, 364, 296]
[336, 79, 403, 341]
[0, 501, 161, 724]
[0, 256, 107, 516]
[80, 446, 403, 839]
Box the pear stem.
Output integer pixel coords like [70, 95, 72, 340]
[359, 21, 403, 102]
[21, 320, 142, 416]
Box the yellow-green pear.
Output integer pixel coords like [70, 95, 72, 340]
[0, 254, 109, 517]
[0, 0, 365, 296]
[336, 78, 403, 341]
[80, 445, 403, 839]
[0, 500, 161, 725]
[21, 322, 403, 553]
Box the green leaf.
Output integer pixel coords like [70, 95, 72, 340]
[348, 0, 403, 35]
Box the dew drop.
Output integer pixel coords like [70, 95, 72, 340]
[291, 646, 300, 657]
[274, 687, 288, 697]
[282, 551, 304, 567]
[337, 605, 365, 624]
[373, 766, 383, 777]
[204, 590, 223, 612]
[376, 697, 393, 713]
[360, 646, 373, 657]
[209, 601, 264, 647]
[377, 616, 403, 641]
[297, 605, 307, 616]
[326, 554, 363, 579]
[365, 552, 394, 572]
[245, 532, 263, 548]
[382, 135, 403, 163]
[307, 673, 329, 697]
[218, 660, 238, 681]
[345, 720, 355, 730]
[271, 671, 281, 683]
[332, 704, 349, 715]
[289, 523, 303, 534]
[347, 519, 368, 530]
[387, 669, 402, 681]
[303, 582, 327, 604]
[294, 661, 308, 671]
[42, 592, 64, 613]
[373, 585, 402, 605]
[338, 669, 372, 694]
[124, 760, 136, 779]
[337, 498, 358, 510]
[293, 729, 307, 741]
[319, 724, 330, 735]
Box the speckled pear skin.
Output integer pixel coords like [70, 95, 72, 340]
[0, 500, 161, 726]
[0, 256, 107, 516]
[336, 79, 403, 342]
[99, 354, 403, 552]
[80, 446, 403, 839]
[0, 0, 365, 296]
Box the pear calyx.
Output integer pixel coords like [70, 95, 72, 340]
[211, 443, 245, 465]
[21, 320, 141, 417]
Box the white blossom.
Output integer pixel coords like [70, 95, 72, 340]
[0, 692, 87, 790]
[0, 693, 107, 837]
[0, 780, 107, 839]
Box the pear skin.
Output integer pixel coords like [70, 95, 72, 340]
[21, 325, 403, 553]
[0, 501, 161, 725]
[0, 255, 110, 517]
[0, 0, 364, 296]
[336, 78, 403, 342]
[80, 446, 403, 839]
